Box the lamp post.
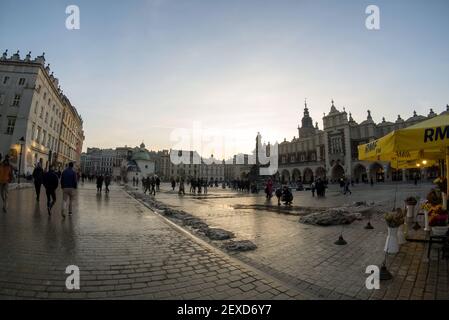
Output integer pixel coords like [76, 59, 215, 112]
[18, 137, 25, 184]
[48, 149, 52, 169]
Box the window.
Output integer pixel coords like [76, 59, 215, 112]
[45, 112, 48, 123]
[6, 117, 16, 135]
[31, 123, 36, 140]
[3, 76, 10, 84]
[48, 99, 51, 105]
[36, 84, 41, 93]
[43, 92, 47, 100]
[40, 106, 44, 119]
[37, 127, 42, 143]
[12, 94, 21, 106]
[34, 101, 38, 114]
[42, 130, 47, 146]
[330, 136, 343, 154]
[0, 93, 4, 105]
[18, 78, 26, 86]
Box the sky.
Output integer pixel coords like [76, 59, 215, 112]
[1, 0, 448, 159]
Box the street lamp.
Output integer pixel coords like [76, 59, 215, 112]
[18, 137, 25, 184]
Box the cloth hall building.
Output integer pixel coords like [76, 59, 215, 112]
[277, 101, 449, 184]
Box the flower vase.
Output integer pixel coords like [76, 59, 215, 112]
[397, 224, 406, 245]
[406, 205, 415, 218]
[424, 210, 430, 232]
[384, 227, 400, 254]
[443, 193, 447, 210]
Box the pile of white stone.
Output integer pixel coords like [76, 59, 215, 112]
[298, 201, 376, 226]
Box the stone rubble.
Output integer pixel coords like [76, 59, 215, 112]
[126, 188, 252, 251]
[299, 208, 363, 226]
[222, 240, 258, 252]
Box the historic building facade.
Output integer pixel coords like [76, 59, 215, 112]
[80, 147, 131, 177]
[167, 150, 225, 182]
[120, 143, 155, 182]
[277, 100, 448, 184]
[0, 50, 84, 175]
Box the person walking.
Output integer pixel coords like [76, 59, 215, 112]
[178, 178, 185, 195]
[155, 176, 160, 192]
[150, 176, 156, 196]
[32, 162, 44, 202]
[311, 180, 316, 197]
[43, 165, 59, 216]
[143, 176, 149, 194]
[96, 175, 104, 193]
[203, 178, 208, 195]
[265, 178, 273, 200]
[0, 155, 14, 213]
[275, 187, 283, 206]
[60, 162, 78, 217]
[104, 174, 111, 193]
[171, 178, 176, 191]
[343, 179, 352, 195]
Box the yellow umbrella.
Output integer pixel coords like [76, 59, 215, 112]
[358, 114, 449, 162]
[358, 113, 449, 200]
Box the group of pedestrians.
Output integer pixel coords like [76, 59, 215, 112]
[95, 174, 111, 193]
[338, 177, 353, 195]
[188, 177, 209, 195]
[143, 175, 159, 196]
[310, 178, 327, 197]
[30, 162, 78, 217]
[264, 179, 294, 206]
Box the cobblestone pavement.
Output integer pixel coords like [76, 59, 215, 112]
[0, 184, 311, 300]
[141, 182, 449, 300]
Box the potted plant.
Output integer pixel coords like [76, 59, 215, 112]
[384, 208, 405, 254]
[429, 207, 449, 236]
[405, 196, 418, 218]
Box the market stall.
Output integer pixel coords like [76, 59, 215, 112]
[358, 114, 449, 254]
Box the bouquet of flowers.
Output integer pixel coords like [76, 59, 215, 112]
[434, 177, 448, 194]
[428, 206, 448, 227]
[427, 189, 442, 206]
[405, 196, 417, 206]
[384, 208, 405, 228]
[421, 201, 432, 212]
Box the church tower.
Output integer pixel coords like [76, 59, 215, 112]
[298, 100, 316, 138]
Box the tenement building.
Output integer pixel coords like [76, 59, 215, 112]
[277, 100, 448, 184]
[0, 50, 84, 175]
[167, 150, 225, 182]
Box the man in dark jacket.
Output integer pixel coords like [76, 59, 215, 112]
[43, 165, 59, 216]
[61, 162, 77, 217]
[104, 175, 111, 193]
[32, 162, 44, 202]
